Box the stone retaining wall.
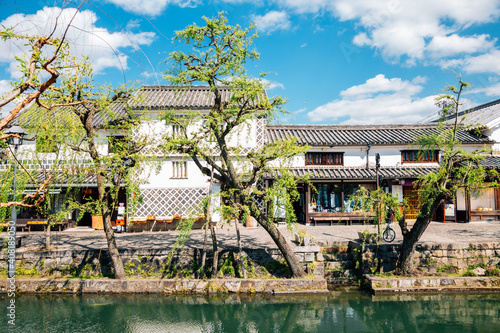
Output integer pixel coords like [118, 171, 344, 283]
[0, 246, 321, 280]
[356, 242, 500, 275]
[366, 274, 500, 294]
[0, 278, 328, 294]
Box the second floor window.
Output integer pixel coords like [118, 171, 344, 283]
[172, 124, 182, 138]
[305, 152, 344, 166]
[172, 161, 187, 178]
[401, 150, 439, 163]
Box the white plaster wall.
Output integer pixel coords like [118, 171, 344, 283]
[470, 187, 496, 210]
[489, 127, 500, 152]
[210, 183, 222, 222]
[135, 113, 259, 150]
[457, 189, 466, 210]
[140, 160, 210, 189]
[279, 145, 442, 168]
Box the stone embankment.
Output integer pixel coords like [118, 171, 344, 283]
[0, 278, 328, 294]
[366, 275, 500, 294]
[2, 236, 500, 294]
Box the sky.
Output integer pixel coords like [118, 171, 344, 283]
[1, 0, 500, 125]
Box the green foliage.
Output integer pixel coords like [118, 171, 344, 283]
[219, 255, 236, 277]
[161, 13, 309, 239]
[414, 76, 497, 214]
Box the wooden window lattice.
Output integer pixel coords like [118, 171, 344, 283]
[305, 152, 344, 166]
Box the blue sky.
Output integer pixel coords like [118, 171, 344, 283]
[1, 0, 500, 124]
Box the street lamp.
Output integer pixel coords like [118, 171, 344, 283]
[5, 125, 27, 224]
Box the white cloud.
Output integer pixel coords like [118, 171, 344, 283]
[307, 75, 439, 124]
[461, 50, 500, 75]
[469, 81, 500, 96]
[340, 74, 423, 99]
[427, 34, 496, 58]
[0, 80, 14, 116]
[0, 80, 11, 95]
[330, 0, 500, 63]
[0, 7, 156, 77]
[105, 0, 200, 17]
[251, 11, 291, 33]
[260, 78, 285, 90]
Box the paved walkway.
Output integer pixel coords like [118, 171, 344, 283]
[9, 221, 500, 252]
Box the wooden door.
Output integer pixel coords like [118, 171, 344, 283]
[403, 186, 420, 221]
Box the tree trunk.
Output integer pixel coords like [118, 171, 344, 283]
[210, 221, 219, 278]
[199, 220, 209, 279]
[96, 171, 126, 279]
[245, 194, 306, 278]
[396, 196, 444, 275]
[256, 216, 306, 278]
[235, 217, 246, 278]
[200, 167, 214, 279]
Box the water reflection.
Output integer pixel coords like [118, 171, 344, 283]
[1, 289, 499, 332]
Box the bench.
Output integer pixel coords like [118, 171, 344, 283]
[310, 214, 376, 226]
[0, 222, 29, 232]
[470, 210, 500, 221]
[26, 221, 71, 232]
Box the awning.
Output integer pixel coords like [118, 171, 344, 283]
[280, 166, 439, 180]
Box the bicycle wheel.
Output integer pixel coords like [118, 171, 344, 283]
[382, 228, 396, 242]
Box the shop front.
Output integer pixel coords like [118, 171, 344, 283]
[287, 166, 439, 226]
[293, 180, 377, 225]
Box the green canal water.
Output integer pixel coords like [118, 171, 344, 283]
[1, 288, 499, 332]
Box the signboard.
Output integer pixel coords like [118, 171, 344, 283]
[444, 200, 456, 222]
[392, 185, 403, 203]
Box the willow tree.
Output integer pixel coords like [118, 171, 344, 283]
[0, 22, 84, 209]
[162, 13, 308, 278]
[357, 78, 497, 275]
[21, 81, 153, 279]
[394, 78, 497, 274]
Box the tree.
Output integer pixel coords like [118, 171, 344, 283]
[21, 83, 153, 279]
[162, 13, 308, 278]
[395, 77, 497, 274]
[0, 12, 86, 210]
[355, 77, 496, 275]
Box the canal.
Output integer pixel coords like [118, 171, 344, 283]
[2, 288, 499, 332]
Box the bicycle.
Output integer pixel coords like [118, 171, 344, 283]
[382, 217, 396, 242]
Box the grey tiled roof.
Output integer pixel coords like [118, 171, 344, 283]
[266, 124, 492, 146]
[128, 85, 266, 110]
[438, 99, 500, 128]
[479, 155, 500, 169]
[285, 166, 439, 180]
[17, 100, 128, 129]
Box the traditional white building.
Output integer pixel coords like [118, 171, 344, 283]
[266, 124, 494, 224]
[6, 87, 499, 229]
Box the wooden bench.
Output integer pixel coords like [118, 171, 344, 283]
[26, 221, 71, 232]
[470, 210, 500, 221]
[0, 222, 29, 232]
[310, 213, 376, 226]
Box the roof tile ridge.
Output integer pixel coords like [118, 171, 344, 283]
[140, 84, 232, 90]
[267, 123, 441, 130]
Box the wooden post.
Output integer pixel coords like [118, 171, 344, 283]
[305, 184, 310, 225]
[376, 153, 381, 239]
